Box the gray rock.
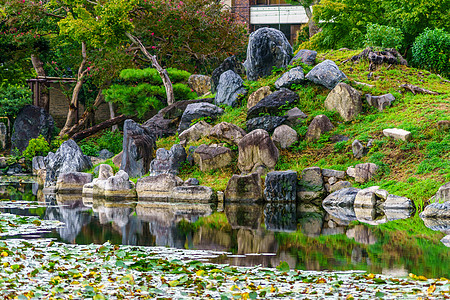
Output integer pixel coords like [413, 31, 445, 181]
[305, 60, 347, 89]
[383, 128, 412, 141]
[366, 93, 395, 111]
[437, 120, 450, 132]
[285, 107, 308, 127]
[120, 119, 155, 178]
[178, 102, 224, 133]
[274, 66, 305, 89]
[171, 185, 216, 203]
[289, 49, 317, 66]
[215, 70, 247, 107]
[98, 164, 114, 180]
[225, 173, 264, 202]
[323, 187, 360, 207]
[11, 105, 54, 153]
[383, 194, 415, 210]
[264, 170, 297, 202]
[112, 152, 122, 168]
[188, 74, 211, 96]
[322, 169, 346, 179]
[98, 149, 114, 160]
[246, 116, 287, 134]
[104, 170, 136, 199]
[328, 177, 337, 185]
[179, 121, 212, 145]
[184, 178, 199, 186]
[305, 115, 334, 142]
[354, 186, 380, 208]
[298, 167, 325, 201]
[211, 56, 245, 94]
[187, 146, 197, 166]
[209, 122, 247, 146]
[56, 172, 93, 194]
[346, 166, 356, 178]
[324, 83, 362, 121]
[238, 129, 279, 175]
[247, 88, 299, 120]
[420, 201, 450, 219]
[44, 139, 93, 187]
[430, 182, 450, 204]
[32, 156, 46, 175]
[272, 125, 298, 149]
[244, 27, 293, 81]
[330, 181, 353, 193]
[0, 122, 6, 150]
[193, 144, 233, 172]
[247, 86, 272, 109]
[441, 235, 450, 247]
[150, 144, 187, 176]
[136, 173, 183, 201]
[354, 163, 379, 183]
[352, 139, 365, 159]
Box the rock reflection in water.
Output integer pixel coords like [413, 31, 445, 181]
[264, 202, 297, 232]
[136, 202, 213, 248]
[297, 203, 324, 237]
[225, 203, 264, 230]
[346, 225, 377, 245]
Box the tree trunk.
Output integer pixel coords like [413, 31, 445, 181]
[109, 102, 118, 132]
[125, 32, 175, 105]
[31, 54, 50, 112]
[304, 6, 320, 38]
[60, 42, 88, 137]
[71, 114, 129, 142]
[64, 89, 105, 138]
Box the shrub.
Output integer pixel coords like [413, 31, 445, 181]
[412, 28, 450, 76]
[97, 130, 123, 154]
[22, 135, 50, 161]
[364, 23, 404, 50]
[0, 84, 32, 121]
[80, 141, 100, 157]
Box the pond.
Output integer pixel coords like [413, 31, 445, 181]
[1, 176, 449, 280]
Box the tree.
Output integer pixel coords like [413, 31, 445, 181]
[286, 0, 321, 37]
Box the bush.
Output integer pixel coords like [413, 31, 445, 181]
[97, 130, 123, 155]
[364, 23, 404, 49]
[412, 28, 450, 76]
[80, 141, 100, 156]
[21, 135, 50, 161]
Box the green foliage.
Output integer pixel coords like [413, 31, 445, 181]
[21, 135, 50, 161]
[412, 28, 450, 76]
[0, 85, 32, 120]
[364, 23, 403, 49]
[104, 67, 196, 118]
[97, 131, 123, 155]
[80, 141, 100, 157]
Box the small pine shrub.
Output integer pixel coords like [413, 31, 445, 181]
[97, 130, 123, 154]
[412, 28, 450, 77]
[22, 135, 50, 161]
[80, 141, 100, 157]
[364, 23, 403, 50]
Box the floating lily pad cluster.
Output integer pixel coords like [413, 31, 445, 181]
[0, 213, 64, 237]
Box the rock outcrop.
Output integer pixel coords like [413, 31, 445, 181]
[324, 83, 362, 121]
[238, 129, 279, 174]
[264, 171, 297, 202]
[305, 115, 334, 142]
[215, 70, 247, 107]
[193, 144, 233, 172]
[178, 102, 224, 133]
[305, 60, 347, 89]
[247, 86, 272, 109]
[209, 122, 247, 145]
[289, 49, 317, 65]
[150, 144, 187, 176]
[188, 74, 211, 96]
[225, 173, 264, 202]
[247, 88, 299, 120]
[272, 125, 298, 149]
[274, 66, 304, 89]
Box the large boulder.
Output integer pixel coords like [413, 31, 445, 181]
[272, 125, 298, 149]
[56, 172, 93, 194]
[366, 93, 395, 111]
[209, 122, 247, 146]
[322, 187, 360, 207]
[171, 186, 216, 203]
[354, 186, 381, 208]
[188, 74, 211, 96]
[193, 144, 233, 172]
[324, 83, 362, 121]
[0, 122, 6, 150]
[149, 144, 187, 176]
[354, 163, 379, 183]
[430, 182, 450, 204]
[284, 107, 308, 127]
[104, 170, 136, 199]
[120, 119, 155, 178]
[305, 60, 347, 89]
[305, 115, 334, 142]
[264, 170, 297, 202]
[297, 167, 325, 201]
[420, 201, 450, 219]
[178, 102, 224, 133]
[238, 129, 279, 174]
[246, 116, 287, 134]
[211, 56, 245, 94]
[225, 173, 264, 202]
[32, 156, 46, 185]
[289, 49, 317, 66]
[383, 128, 412, 141]
[247, 86, 272, 109]
[244, 27, 293, 81]
[247, 88, 299, 120]
[352, 139, 365, 159]
[136, 173, 183, 201]
[383, 194, 415, 210]
[179, 121, 212, 145]
[44, 139, 93, 187]
[274, 66, 305, 89]
[215, 70, 247, 107]
[11, 105, 54, 153]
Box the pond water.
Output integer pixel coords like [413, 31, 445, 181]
[1, 176, 449, 279]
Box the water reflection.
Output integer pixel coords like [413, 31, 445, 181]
[1, 178, 450, 279]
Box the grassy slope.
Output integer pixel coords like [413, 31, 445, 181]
[157, 49, 450, 207]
